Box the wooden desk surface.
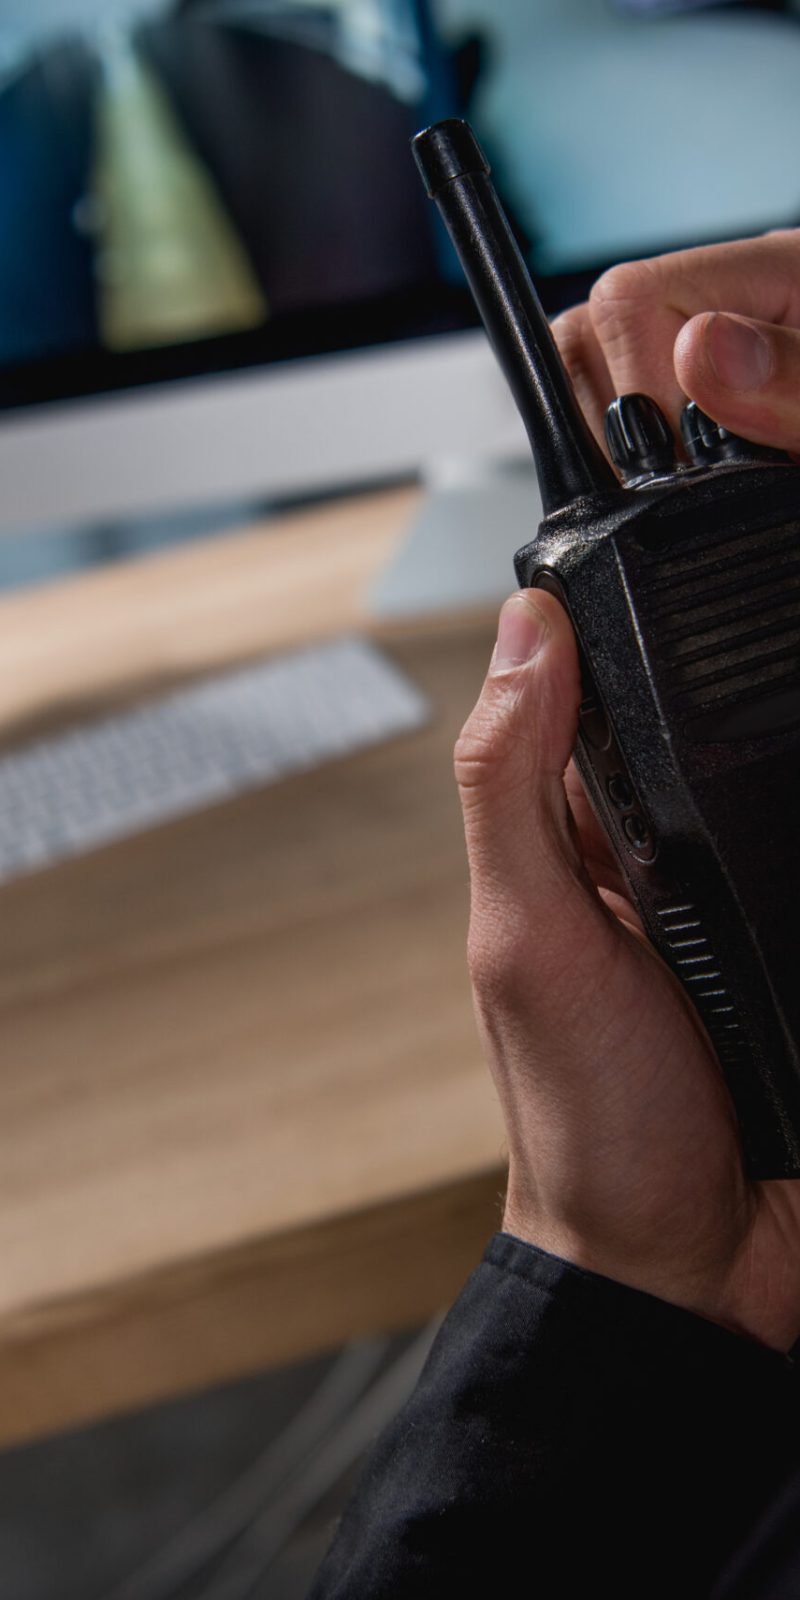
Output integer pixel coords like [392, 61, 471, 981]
[0, 488, 507, 1448]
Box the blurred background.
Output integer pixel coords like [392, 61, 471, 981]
[1, 3, 800, 1597]
[4, 0, 800, 567]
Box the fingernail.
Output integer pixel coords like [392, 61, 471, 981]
[705, 313, 772, 392]
[491, 596, 547, 674]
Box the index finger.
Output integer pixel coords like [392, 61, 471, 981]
[586, 230, 800, 428]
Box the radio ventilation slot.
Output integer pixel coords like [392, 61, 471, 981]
[642, 522, 800, 716]
[656, 902, 744, 1053]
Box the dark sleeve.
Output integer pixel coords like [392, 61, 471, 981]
[309, 1233, 800, 1599]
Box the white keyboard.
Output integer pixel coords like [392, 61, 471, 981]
[0, 637, 430, 886]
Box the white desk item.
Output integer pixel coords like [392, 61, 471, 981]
[0, 636, 429, 884]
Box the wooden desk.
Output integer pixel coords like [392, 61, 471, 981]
[0, 487, 507, 1449]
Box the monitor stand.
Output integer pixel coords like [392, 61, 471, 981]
[367, 457, 541, 618]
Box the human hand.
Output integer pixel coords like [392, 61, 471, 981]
[457, 231, 800, 1352]
[551, 229, 800, 454]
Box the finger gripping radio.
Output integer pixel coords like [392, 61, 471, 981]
[413, 118, 800, 1179]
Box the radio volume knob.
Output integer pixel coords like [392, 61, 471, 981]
[604, 394, 675, 482]
[680, 401, 791, 465]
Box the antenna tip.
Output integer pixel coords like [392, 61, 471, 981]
[411, 119, 490, 199]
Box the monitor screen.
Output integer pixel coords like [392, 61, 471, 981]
[0, 0, 468, 409]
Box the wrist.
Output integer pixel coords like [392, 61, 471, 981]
[501, 1189, 755, 1343]
[502, 1196, 800, 1353]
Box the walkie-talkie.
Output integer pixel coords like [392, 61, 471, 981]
[413, 118, 800, 1180]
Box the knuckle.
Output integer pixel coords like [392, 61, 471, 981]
[550, 306, 584, 360]
[453, 713, 494, 793]
[550, 309, 592, 393]
[589, 258, 660, 342]
[453, 694, 525, 794]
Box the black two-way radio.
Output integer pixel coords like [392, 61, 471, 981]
[413, 118, 800, 1179]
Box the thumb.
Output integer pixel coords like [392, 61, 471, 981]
[455, 590, 606, 968]
[674, 311, 800, 452]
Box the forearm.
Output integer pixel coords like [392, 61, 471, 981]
[311, 1235, 800, 1598]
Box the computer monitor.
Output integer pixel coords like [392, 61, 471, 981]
[0, 0, 529, 548]
[2, 1, 800, 601]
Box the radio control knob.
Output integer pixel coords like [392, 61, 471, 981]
[679, 401, 791, 465]
[604, 394, 675, 481]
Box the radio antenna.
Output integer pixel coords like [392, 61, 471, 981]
[412, 120, 617, 515]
